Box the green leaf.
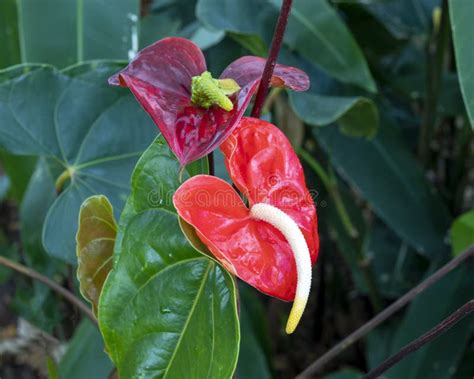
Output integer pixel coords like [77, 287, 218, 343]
[17, 0, 140, 67]
[280, 0, 376, 92]
[0, 62, 156, 262]
[450, 0, 474, 129]
[196, 0, 271, 43]
[76, 195, 116, 316]
[99, 136, 239, 378]
[314, 118, 451, 257]
[0, 0, 21, 68]
[181, 22, 226, 50]
[236, 285, 272, 379]
[58, 319, 113, 379]
[47, 356, 60, 379]
[111, 135, 208, 256]
[367, 221, 429, 298]
[451, 210, 474, 257]
[198, 0, 376, 91]
[228, 33, 268, 57]
[382, 265, 474, 378]
[179, 217, 213, 258]
[290, 92, 379, 137]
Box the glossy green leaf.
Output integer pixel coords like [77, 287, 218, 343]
[450, 0, 474, 129]
[0, 63, 156, 262]
[451, 210, 474, 257]
[236, 285, 272, 379]
[99, 136, 239, 378]
[58, 319, 114, 379]
[290, 92, 379, 137]
[76, 195, 116, 316]
[17, 0, 139, 67]
[314, 119, 451, 257]
[0, 0, 21, 68]
[112, 135, 208, 256]
[383, 265, 474, 378]
[280, 0, 376, 92]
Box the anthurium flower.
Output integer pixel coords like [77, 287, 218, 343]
[109, 37, 309, 166]
[173, 117, 319, 333]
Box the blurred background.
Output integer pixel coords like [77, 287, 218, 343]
[0, 0, 473, 378]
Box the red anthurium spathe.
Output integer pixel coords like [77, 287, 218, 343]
[109, 37, 309, 166]
[173, 117, 319, 333]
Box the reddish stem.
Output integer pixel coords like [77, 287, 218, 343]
[251, 0, 293, 118]
[365, 299, 474, 379]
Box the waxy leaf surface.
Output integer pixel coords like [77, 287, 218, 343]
[99, 135, 239, 378]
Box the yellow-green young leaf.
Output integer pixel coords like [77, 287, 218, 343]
[451, 210, 474, 257]
[76, 195, 117, 315]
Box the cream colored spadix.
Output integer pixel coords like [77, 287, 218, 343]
[250, 203, 312, 334]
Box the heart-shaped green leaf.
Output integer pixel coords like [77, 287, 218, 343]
[76, 195, 116, 316]
[99, 136, 239, 378]
[0, 62, 156, 262]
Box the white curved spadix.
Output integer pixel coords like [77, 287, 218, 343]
[250, 203, 312, 334]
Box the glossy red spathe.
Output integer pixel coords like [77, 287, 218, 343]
[109, 37, 310, 166]
[173, 118, 319, 301]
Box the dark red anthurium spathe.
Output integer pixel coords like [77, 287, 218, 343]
[109, 37, 309, 166]
[173, 118, 319, 307]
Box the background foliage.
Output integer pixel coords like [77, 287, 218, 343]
[0, 0, 473, 378]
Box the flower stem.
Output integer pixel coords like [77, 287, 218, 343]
[296, 244, 474, 378]
[0, 255, 97, 325]
[418, 0, 450, 164]
[208, 151, 215, 176]
[365, 299, 474, 379]
[251, 0, 293, 118]
[298, 149, 382, 311]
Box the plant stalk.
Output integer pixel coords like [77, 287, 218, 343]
[251, 0, 293, 118]
[365, 299, 474, 379]
[418, 0, 450, 164]
[0, 255, 97, 325]
[296, 244, 474, 378]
